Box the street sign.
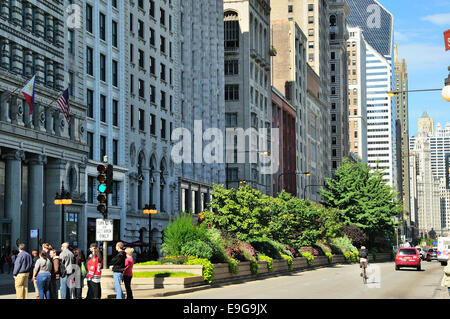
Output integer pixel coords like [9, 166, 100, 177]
[96, 219, 113, 242]
[30, 229, 38, 239]
[445, 29, 450, 51]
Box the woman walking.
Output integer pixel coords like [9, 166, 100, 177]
[72, 248, 86, 299]
[442, 262, 450, 297]
[123, 248, 134, 299]
[32, 250, 52, 299]
[86, 247, 102, 299]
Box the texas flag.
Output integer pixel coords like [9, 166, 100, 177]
[21, 75, 35, 115]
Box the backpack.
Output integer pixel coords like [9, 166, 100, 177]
[81, 262, 87, 277]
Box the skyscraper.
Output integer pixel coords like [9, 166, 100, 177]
[347, 26, 368, 163]
[393, 43, 411, 238]
[346, 0, 396, 187]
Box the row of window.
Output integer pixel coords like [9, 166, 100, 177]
[86, 132, 119, 165]
[130, 105, 173, 140]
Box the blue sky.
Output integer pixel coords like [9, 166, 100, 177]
[379, 0, 450, 137]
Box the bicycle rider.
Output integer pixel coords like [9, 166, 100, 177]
[359, 246, 369, 279]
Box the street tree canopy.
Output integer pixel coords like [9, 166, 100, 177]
[319, 158, 401, 246]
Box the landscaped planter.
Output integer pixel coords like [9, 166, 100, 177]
[293, 257, 308, 269]
[133, 264, 203, 276]
[311, 256, 329, 267]
[272, 259, 289, 272]
[332, 255, 345, 264]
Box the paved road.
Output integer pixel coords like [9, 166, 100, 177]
[159, 261, 449, 299]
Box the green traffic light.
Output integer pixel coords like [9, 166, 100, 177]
[98, 184, 107, 193]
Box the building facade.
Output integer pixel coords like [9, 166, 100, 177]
[224, 0, 273, 195]
[271, 0, 331, 193]
[347, 26, 367, 163]
[346, 0, 396, 187]
[0, 0, 89, 254]
[270, 18, 308, 198]
[271, 87, 297, 196]
[393, 43, 411, 238]
[178, 0, 225, 214]
[329, 0, 350, 173]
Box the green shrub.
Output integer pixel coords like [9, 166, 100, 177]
[185, 258, 215, 284]
[250, 238, 282, 259]
[135, 260, 162, 266]
[329, 236, 357, 255]
[206, 227, 228, 263]
[353, 250, 359, 261]
[133, 271, 196, 278]
[258, 255, 273, 272]
[161, 213, 208, 256]
[180, 240, 213, 260]
[325, 252, 333, 264]
[281, 254, 293, 271]
[228, 258, 238, 274]
[301, 251, 314, 266]
[343, 251, 351, 262]
[158, 255, 194, 265]
[249, 259, 259, 275]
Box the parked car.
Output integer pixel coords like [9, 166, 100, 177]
[426, 247, 438, 261]
[395, 247, 421, 271]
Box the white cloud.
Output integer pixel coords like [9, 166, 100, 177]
[421, 13, 450, 26]
[397, 42, 450, 71]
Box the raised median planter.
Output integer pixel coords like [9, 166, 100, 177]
[99, 252, 393, 298]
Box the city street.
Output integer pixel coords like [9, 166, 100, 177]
[159, 261, 448, 299]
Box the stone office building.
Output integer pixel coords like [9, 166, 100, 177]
[0, 0, 88, 254]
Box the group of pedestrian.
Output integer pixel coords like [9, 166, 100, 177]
[11, 241, 135, 300]
[1, 251, 17, 274]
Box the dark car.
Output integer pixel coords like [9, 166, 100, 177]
[426, 247, 438, 261]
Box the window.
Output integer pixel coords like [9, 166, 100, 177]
[138, 49, 144, 68]
[139, 79, 145, 98]
[150, 85, 156, 103]
[86, 47, 93, 76]
[160, 8, 165, 26]
[112, 60, 118, 87]
[87, 89, 94, 118]
[100, 54, 106, 82]
[100, 135, 106, 161]
[113, 100, 118, 126]
[225, 84, 239, 101]
[138, 20, 144, 38]
[224, 12, 240, 49]
[100, 95, 106, 123]
[308, 4, 314, 11]
[112, 21, 118, 48]
[88, 176, 95, 203]
[112, 181, 120, 206]
[68, 29, 74, 54]
[139, 109, 145, 131]
[160, 63, 166, 81]
[161, 91, 166, 109]
[226, 113, 238, 127]
[113, 139, 118, 165]
[130, 105, 134, 128]
[150, 0, 155, 17]
[150, 28, 155, 46]
[150, 113, 156, 135]
[160, 36, 166, 53]
[99, 12, 106, 40]
[150, 56, 155, 74]
[86, 4, 93, 33]
[288, 5, 293, 13]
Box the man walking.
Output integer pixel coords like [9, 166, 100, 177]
[111, 241, 126, 299]
[12, 244, 33, 299]
[59, 243, 74, 299]
[49, 249, 61, 299]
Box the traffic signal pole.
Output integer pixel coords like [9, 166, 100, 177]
[97, 157, 113, 269]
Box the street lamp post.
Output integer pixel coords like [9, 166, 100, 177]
[54, 181, 72, 245]
[143, 204, 157, 260]
[277, 171, 310, 195]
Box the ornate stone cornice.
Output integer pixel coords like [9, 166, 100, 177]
[28, 154, 47, 166]
[2, 149, 25, 161]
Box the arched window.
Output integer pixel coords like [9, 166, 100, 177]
[330, 15, 337, 27]
[224, 11, 239, 49]
[149, 157, 156, 206]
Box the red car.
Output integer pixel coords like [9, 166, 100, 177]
[395, 247, 421, 271]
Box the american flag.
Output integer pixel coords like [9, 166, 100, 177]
[57, 89, 71, 125]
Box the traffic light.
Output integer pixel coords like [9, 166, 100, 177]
[97, 164, 107, 219]
[106, 164, 114, 194]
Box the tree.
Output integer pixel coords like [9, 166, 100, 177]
[320, 158, 402, 248]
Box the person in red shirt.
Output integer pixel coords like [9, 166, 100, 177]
[86, 246, 102, 299]
[123, 248, 134, 299]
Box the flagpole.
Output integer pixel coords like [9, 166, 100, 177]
[0, 77, 33, 103]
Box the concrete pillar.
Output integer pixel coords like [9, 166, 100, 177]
[46, 15, 54, 43]
[142, 167, 150, 208]
[34, 8, 44, 39]
[0, 92, 11, 122]
[1, 39, 10, 69]
[153, 171, 161, 213]
[3, 150, 25, 249]
[44, 159, 66, 247]
[24, 49, 33, 77]
[28, 155, 47, 251]
[11, 43, 22, 75]
[24, 3, 32, 32]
